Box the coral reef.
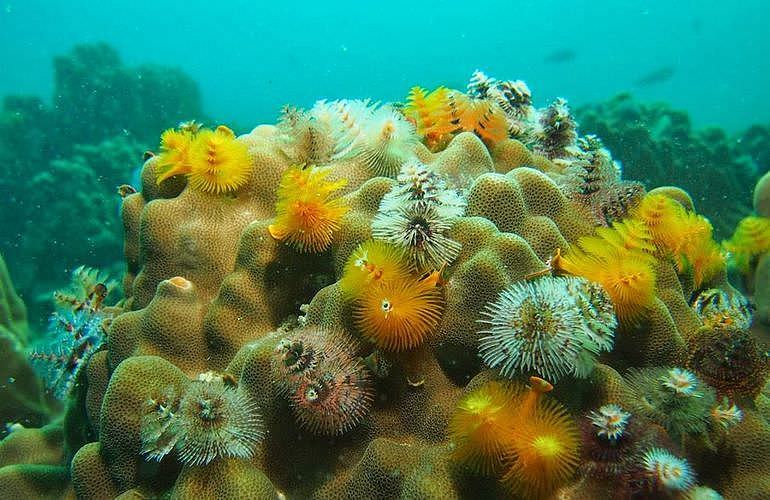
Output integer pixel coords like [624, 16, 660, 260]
[2, 70, 769, 499]
[755, 253, 770, 326]
[625, 367, 716, 443]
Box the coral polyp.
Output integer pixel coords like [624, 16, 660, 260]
[626, 367, 717, 441]
[339, 240, 411, 297]
[156, 127, 193, 183]
[268, 165, 349, 252]
[140, 377, 264, 467]
[353, 275, 444, 351]
[288, 352, 373, 435]
[449, 381, 518, 475]
[587, 404, 631, 443]
[358, 105, 418, 177]
[186, 126, 251, 194]
[372, 197, 462, 271]
[502, 387, 581, 499]
[478, 276, 616, 381]
[638, 448, 696, 493]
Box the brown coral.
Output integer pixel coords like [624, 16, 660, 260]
[4, 79, 767, 500]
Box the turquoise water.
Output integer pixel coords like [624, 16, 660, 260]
[1, 0, 768, 130]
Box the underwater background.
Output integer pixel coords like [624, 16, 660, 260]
[2, 0, 769, 130]
[1, 1, 770, 499]
[1, 0, 769, 322]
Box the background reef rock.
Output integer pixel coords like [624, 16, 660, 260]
[0, 253, 57, 435]
[0, 43, 205, 324]
[576, 93, 769, 238]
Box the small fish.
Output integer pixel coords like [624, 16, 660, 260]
[117, 184, 137, 198]
[634, 66, 676, 87]
[544, 49, 576, 64]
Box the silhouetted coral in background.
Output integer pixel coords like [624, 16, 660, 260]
[0, 43, 205, 322]
[0, 254, 57, 435]
[576, 93, 768, 238]
[51, 43, 202, 147]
